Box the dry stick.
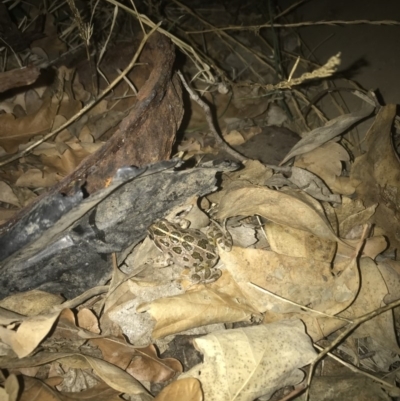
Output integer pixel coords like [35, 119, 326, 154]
[0, 22, 162, 168]
[313, 344, 399, 393]
[177, 71, 247, 163]
[188, 19, 400, 34]
[172, 0, 277, 79]
[305, 298, 400, 400]
[50, 285, 110, 313]
[104, 0, 214, 84]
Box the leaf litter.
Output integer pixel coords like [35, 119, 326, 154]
[0, 1, 400, 401]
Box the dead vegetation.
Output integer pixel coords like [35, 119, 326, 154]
[0, 1, 400, 400]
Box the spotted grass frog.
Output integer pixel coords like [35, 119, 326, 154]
[148, 219, 232, 283]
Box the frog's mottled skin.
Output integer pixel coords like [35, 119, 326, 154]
[148, 219, 231, 283]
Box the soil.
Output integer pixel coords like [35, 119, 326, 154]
[280, 0, 400, 105]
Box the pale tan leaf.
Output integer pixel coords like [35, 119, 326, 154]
[154, 378, 202, 401]
[0, 181, 20, 207]
[179, 322, 316, 401]
[76, 309, 100, 334]
[265, 221, 336, 262]
[0, 311, 61, 358]
[3, 373, 19, 401]
[219, 246, 359, 320]
[138, 287, 258, 339]
[0, 290, 64, 316]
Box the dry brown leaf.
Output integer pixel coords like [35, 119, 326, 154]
[265, 221, 336, 262]
[0, 208, 17, 224]
[216, 185, 343, 244]
[31, 15, 67, 60]
[0, 181, 20, 207]
[339, 258, 399, 369]
[223, 129, 246, 146]
[179, 322, 316, 401]
[40, 144, 92, 176]
[0, 290, 64, 316]
[10, 186, 37, 207]
[350, 104, 400, 251]
[15, 167, 62, 188]
[335, 197, 377, 237]
[219, 246, 359, 321]
[294, 141, 350, 195]
[288, 165, 341, 203]
[280, 101, 374, 165]
[154, 378, 203, 401]
[91, 338, 182, 382]
[0, 96, 59, 154]
[138, 287, 258, 339]
[76, 309, 100, 334]
[0, 373, 19, 401]
[19, 376, 122, 401]
[0, 310, 61, 358]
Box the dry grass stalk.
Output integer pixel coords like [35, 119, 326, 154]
[264, 53, 341, 91]
[0, 22, 162, 167]
[188, 19, 400, 34]
[66, 0, 93, 60]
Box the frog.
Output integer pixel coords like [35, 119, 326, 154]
[147, 218, 232, 284]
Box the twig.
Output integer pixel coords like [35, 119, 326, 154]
[188, 19, 400, 34]
[51, 286, 109, 312]
[177, 71, 247, 162]
[0, 22, 161, 167]
[249, 283, 352, 323]
[305, 297, 400, 399]
[313, 344, 399, 393]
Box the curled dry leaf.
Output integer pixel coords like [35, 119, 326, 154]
[179, 322, 317, 401]
[280, 100, 374, 165]
[76, 309, 100, 334]
[216, 185, 343, 244]
[90, 338, 182, 383]
[294, 141, 351, 196]
[0, 373, 19, 401]
[0, 310, 61, 358]
[138, 287, 259, 339]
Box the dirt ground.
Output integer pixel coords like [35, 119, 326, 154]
[280, 0, 400, 105]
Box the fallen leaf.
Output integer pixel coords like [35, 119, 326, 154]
[216, 185, 343, 244]
[154, 378, 202, 401]
[91, 338, 182, 382]
[280, 100, 374, 164]
[179, 322, 316, 401]
[138, 286, 258, 339]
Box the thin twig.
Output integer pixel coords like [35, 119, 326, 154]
[177, 71, 247, 162]
[313, 344, 399, 392]
[0, 22, 161, 167]
[305, 297, 400, 399]
[249, 283, 352, 323]
[188, 19, 400, 34]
